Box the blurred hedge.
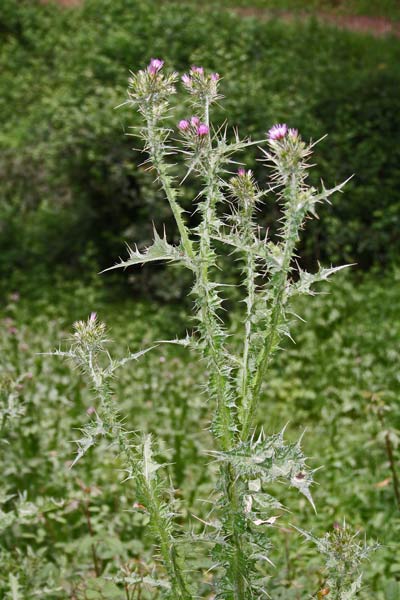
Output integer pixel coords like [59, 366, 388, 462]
[1, 0, 400, 295]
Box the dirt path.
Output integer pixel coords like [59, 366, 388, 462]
[43, 1, 400, 38]
[234, 8, 400, 37]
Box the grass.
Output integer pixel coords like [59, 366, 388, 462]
[1, 271, 399, 598]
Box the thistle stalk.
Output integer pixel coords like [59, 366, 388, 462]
[144, 108, 195, 262]
[242, 178, 300, 440]
[52, 314, 193, 600]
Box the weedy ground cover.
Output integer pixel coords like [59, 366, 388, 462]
[0, 270, 399, 598]
[2, 60, 399, 599]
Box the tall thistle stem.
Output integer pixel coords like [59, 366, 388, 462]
[53, 312, 193, 600]
[144, 108, 195, 262]
[242, 180, 300, 440]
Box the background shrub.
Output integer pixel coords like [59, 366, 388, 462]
[1, 0, 399, 293]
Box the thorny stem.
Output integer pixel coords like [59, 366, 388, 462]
[237, 193, 257, 430]
[224, 465, 247, 600]
[198, 173, 233, 451]
[241, 176, 299, 441]
[146, 101, 233, 449]
[145, 89, 242, 593]
[91, 369, 192, 600]
[199, 101, 249, 598]
[145, 108, 195, 262]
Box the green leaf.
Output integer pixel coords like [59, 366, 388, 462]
[101, 227, 187, 272]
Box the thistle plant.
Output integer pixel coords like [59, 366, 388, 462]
[297, 522, 378, 599]
[51, 59, 374, 598]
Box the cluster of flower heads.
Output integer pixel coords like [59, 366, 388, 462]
[132, 60, 302, 153]
[181, 65, 221, 104]
[178, 115, 209, 137]
[267, 123, 298, 142]
[181, 65, 220, 87]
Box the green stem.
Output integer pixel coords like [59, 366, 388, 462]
[224, 465, 248, 599]
[241, 179, 301, 441]
[146, 111, 195, 262]
[238, 204, 257, 430]
[198, 172, 233, 451]
[93, 374, 193, 600]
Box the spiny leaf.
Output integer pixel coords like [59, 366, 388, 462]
[101, 227, 188, 272]
[290, 263, 355, 297]
[214, 428, 316, 510]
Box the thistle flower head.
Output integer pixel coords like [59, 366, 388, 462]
[181, 73, 192, 87]
[182, 67, 222, 106]
[178, 119, 190, 131]
[190, 116, 200, 127]
[72, 313, 108, 354]
[197, 123, 209, 136]
[229, 169, 258, 212]
[147, 58, 164, 75]
[268, 123, 288, 141]
[263, 124, 312, 189]
[127, 60, 177, 111]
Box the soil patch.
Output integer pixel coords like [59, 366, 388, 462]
[234, 8, 400, 37]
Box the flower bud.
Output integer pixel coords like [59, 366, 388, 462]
[178, 119, 190, 131]
[190, 65, 204, 75]
[268, 123, 288, 141]
[197, 124, 209, 136]
[147, 58, 164, 75]
[181, 73, 192, 86]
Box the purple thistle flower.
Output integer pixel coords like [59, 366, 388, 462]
[211, 72, 220, 81]
[288, 128, 299, 139]
[178, 119, 190, 131]
[190, 116, 200, 127]
[197, 124, 209, 136]
[191, 65, 204, 75]
[89, 312, 97, 322]
[147, 58, 164, 75]
[181, 73, 192, 86]
[268, 123, 288, 141]
[238, 168, 246, 176]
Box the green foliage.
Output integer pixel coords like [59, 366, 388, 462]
[1, 0, 400, 296]
[0, 273, 398, 597]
